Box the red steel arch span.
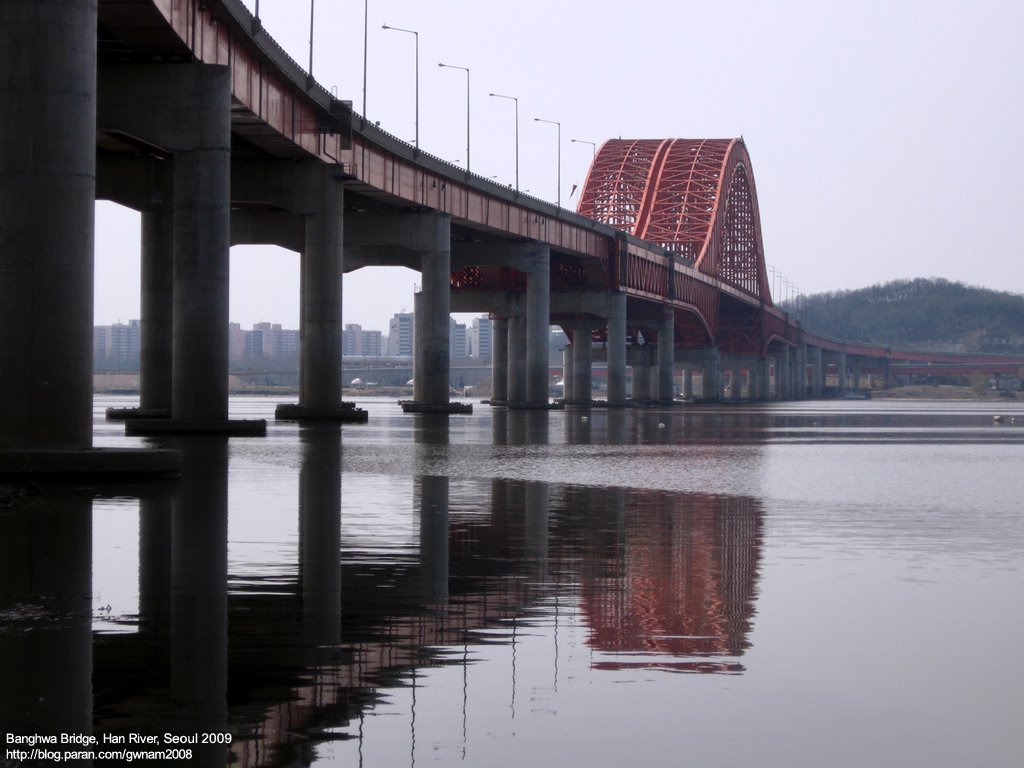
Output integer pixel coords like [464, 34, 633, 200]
[578, 138, 776, 353]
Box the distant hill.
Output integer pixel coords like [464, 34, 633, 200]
[785, 278, 1024, 354]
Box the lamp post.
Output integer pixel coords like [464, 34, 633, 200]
[308, 0, 315, 79]
[571, 138, 596, 160]
[362, 0, 368, 118]
[489, 92, 518, 192]
[439, 63, 470, 173]
[534, 117, 561, 208]
[383, 24, 419, 151]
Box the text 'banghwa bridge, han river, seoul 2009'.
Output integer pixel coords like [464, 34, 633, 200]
[2, 0, 1022, 477]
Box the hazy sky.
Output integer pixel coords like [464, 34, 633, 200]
[94, 0, 1024, 332]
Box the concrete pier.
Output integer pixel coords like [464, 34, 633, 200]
[607, 293, 628, 405]
[525, 247, 552, 406]
[656, 309, 675, 401]
[507, 307, 527, 403]
[633, 365, 652, 401]
[405, 214, 468, 413]
[561, 345, 574, 402]
[0, 1, 181, 476]
[141, 210, 174, 413]
[1, 0, 97, 451]
[276, 167, 366, 422]
[571, 323, 593, 403]
[702, 346, 721, 401]
[491, 317, 510, 403]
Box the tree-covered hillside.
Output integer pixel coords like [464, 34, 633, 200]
[785, 278, 1024, 354]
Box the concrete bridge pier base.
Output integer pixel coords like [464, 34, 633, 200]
[836, 352, 848, 397]
[561, 344, 574, 402]
[407, 214, 469, 413]
[810, 347, 824, 397]
[607, 293, 628, 406]
[682, 367, 694, 401]
[571, 323, 593, 404]
[490, 317, 510, 404]
[507, 308, 528, 404]
[656, 309, 675, 402]
[0, 0, 180, 475]
[632, 365, 651, 402]
[524, 248, 552, 407]
[778, 347, 791, 400]
[756, 358, 771, 401]
[729, 364, 743, 401]
[797, 344, 809, 398]
[277, 168, 367, 422]
[140, 211, 174, 414]
[701, 347, 721, 401]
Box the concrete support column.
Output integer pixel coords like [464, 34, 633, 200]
[0, 0, 97, 448]
[562, 344, 574, 400]
[852, 360, 861, 391]
[141, 210, 174, 412]
[507, 308, 527, 403]
[571, 324, 593, 403]
[171, 67, 232, 421]
[632, 365, 651, 401]
[300, 170, 344, 411]
[701, 346, 721, 401]
[413, 291, 425, 397]
[490, 317, 509, 402]
[757, 359, 771, 401]
[656, 309, 675, 401]
[730, 365, 743, 401]
[682, 367, 694, 400]
[607, 293, 628, 405]
[797, 344, 809, 399]
[810, 347, 824, 397]
[525, 248, 551, 405]
[778, 347, 791, 400]
[836, 352, 848, 396]
[414, 215, 452, 405]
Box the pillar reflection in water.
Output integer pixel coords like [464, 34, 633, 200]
[0, 488, 92, 740]
[414, 415, 451, 609]
[170, 437, 229, 766]
[138, 483, 176, 672]
[299, 424, 343, 647]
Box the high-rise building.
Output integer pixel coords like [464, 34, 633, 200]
[469, 315, 492, 361]
[388, 312, 414, 357]
[450, 317, 467, 360]
[93, 320, 140, 369]
[343, 324, 385, 357]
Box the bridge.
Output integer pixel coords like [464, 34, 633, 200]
[2, 0, 1021, 472]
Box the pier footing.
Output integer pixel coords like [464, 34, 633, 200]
[400, 401, 473, 414]
[0, 448, 182, 480]
[275, 403, 369, 422]
[125, 419, 267, 436]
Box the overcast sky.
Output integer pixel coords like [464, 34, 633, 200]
[95, 0, 1024, 332]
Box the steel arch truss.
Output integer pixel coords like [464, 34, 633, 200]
[579, 138, 771, 303]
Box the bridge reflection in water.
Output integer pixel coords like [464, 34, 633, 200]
[0, 414, 762, 767]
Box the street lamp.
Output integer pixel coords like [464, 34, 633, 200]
[438, 63, 470, 173]
[489, 92, 518, 192]
[308, 0, 315, 81]
[534, 117, 561, 208]
[382, 24, 419, 151]
[571, 138, 596, 160]
[362, 0, 368, 119]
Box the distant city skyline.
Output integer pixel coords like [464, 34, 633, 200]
[94, 207, 470, 332]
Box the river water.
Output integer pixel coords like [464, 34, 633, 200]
[2, 397, 1023, 767]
